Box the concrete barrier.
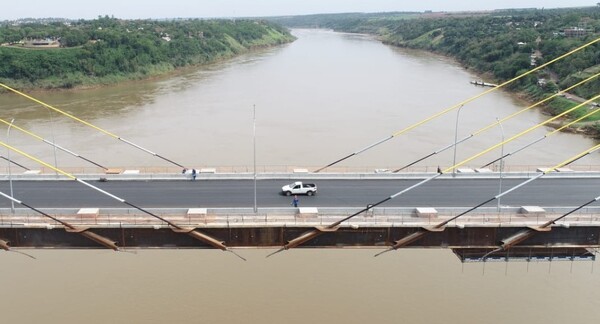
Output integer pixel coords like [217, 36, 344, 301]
[416, 207, 438, 218]
[520, 206, 545, 215]
[77, 208, 99, 219]
[297, 207, 318, 218]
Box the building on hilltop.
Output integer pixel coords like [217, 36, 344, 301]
[23, 38, 60, 48]
[564, 27, 589, 37]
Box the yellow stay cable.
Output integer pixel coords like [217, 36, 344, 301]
[473, 72, 600, 137]
[0, 139, 245, 259]
[269, 89, 600, 256]
[0, 83, 186, 168]
[443, 94, 600, 173]
[315, 36, 600, 172]
[0, 117, 107, 169]
[394, 72, 600, 172]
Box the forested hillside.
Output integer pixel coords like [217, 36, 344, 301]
[0, 16, 295, 89]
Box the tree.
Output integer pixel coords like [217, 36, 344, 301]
[0, 17, 294, 89]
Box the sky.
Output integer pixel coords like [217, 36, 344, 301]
[2, 0, 598, 20]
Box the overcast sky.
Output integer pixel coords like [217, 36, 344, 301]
[2, 0, 597, 20]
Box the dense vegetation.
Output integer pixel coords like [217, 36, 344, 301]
[0, 16, 295, 89]
[271, 7, 600, 136]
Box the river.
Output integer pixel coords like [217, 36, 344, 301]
[1, 29, 599, 172]
[1, 29, 599, 323]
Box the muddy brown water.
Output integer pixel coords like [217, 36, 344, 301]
[0, 29, 599, 324]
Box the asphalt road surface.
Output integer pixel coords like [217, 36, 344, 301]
[0, 178, 597, 209]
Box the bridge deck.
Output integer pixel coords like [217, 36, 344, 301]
[1, 171, 599, 261]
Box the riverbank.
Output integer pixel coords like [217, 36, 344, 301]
[281, 9, 600, 139]
[377, 38, 600, 140]
[0, 18, 296, 92]
[0, 40, 295, 92]
[0, 41, 294, 93]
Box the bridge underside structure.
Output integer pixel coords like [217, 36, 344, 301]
[1, 225, 597, 262]
[1, 207, 598, 262]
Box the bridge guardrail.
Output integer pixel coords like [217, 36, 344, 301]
[2, 206, 599, 228]
[3, 170, 600, 181]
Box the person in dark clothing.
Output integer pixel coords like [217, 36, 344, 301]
[292, 195, 299, 207]
[191, 168, 197, 180]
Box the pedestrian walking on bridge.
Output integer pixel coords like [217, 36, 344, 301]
[291, 195, 299, 208]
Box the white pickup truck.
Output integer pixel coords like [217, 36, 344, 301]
[281, 181, 317, 196]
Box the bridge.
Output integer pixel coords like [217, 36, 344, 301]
[1, 169, 599, 262]
[1, 38, 600, 262]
